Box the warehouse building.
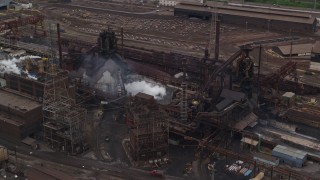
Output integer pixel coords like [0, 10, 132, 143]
[0, 89, 42, 140]
[272, 43, 313, 57]
[0, 0, 11, 9]
[174, 2, 317, 33]
[311, 41, 320, 71]
[4, 74, 45, 100]
[272, 145, 307, 168]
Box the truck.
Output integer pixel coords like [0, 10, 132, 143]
[149, 170, 164, 177]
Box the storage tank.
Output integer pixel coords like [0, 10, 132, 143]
[0, 145, 8, 162]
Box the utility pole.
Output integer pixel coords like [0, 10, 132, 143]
[289, 29, 292, 60]
[209, 11, 214, 56]
[257, 44, 262, 105]
[245, 21, 248, 32]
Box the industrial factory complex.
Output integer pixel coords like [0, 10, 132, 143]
[1, 0, 320, 179]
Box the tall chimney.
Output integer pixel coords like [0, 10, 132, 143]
[214, 20, 220, 61]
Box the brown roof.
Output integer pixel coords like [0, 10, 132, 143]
[175, 3, 316, 24]
[0, 89, 41, 112]
[313, 41, 320, 53]
[135, 92, 154, 101]
[277, 43, 313, 55]
[220, 89, 246, 102]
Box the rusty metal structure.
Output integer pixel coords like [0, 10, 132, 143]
[280, 104, 320, 128]
[60, 32, 256, 132]
[53, 32, 320, 134]
[0, 22, 318, 177]
[260, 61, 297, 91]
[42, 70, 87, 153]
[0, 12, 46, 39]
[126, 93, 169, 161]
[42, 56, 87, 154]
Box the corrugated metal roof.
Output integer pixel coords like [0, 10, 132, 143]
[216, 98, 233, 111]
[0, 0, 11, 7]
[277, 43, 313, 55]
[282, 92, 295, 98]
[273, 145, 307, 160]
[220, 89, 246, 102]
[241, 137, 258, 146]
[175, 3, 316, 24]
[203, 1, 310, 18]
[233, 112, 257, 130]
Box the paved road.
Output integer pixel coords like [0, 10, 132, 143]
[0, 137, 182, 180]
[98, 108, 130, 164]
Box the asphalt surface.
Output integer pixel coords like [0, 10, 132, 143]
[98, 108, 130, 164]
[0, 137, 182, 180]
[166, 145, 196, 179]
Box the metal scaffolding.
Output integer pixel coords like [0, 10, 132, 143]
[126, 93, 169, 161]
[42, 69, 87, 154]
[42, 26, 86, 154]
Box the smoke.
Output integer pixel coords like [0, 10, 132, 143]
[94, 70, 115, 92]
[125, 80, 166, 100]
[0, 55, 41, 75]
[23, 70, 38, 80]
[0, 57, 23, 74]
[80, 54, 124, 96]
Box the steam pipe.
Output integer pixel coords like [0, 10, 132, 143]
[57, 23, 63, 68]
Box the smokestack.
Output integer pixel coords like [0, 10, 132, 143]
[57, 23, 63, 69]
[214, 20, 220, 61]
[121, 27, 124, 57]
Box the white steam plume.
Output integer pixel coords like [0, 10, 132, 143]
[125, 81, 166, 100]
[0, 55, 41, 75]
[0, 57, 23, 74]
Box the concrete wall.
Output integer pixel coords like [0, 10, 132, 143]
[0, 118, 22, 140]
[5, 74, 44, 99]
